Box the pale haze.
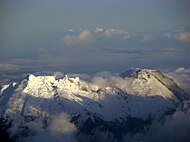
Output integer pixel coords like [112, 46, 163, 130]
[0, 0, 190, 75]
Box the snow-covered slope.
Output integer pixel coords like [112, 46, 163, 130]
[0, 68, 189, 141]
[120, 68, 189, 100]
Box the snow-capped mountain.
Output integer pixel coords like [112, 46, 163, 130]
[0, 68, 189, 142]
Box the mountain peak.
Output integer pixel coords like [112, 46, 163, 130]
[120, 67, 141, 78]
[120, 68, 189, 101]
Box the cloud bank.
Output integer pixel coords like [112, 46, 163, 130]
[63, 30, 92, 46]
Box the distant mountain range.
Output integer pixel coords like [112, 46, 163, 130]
[0, 68, 190, 142]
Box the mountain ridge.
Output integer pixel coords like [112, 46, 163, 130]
[0, 68, 189, 142]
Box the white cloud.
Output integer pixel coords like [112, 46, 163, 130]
[79, 30, 92, 40]
[175, 67, 190, 73]
[68, 29, 74, 32]
[63, 28, 131, 46]
[176, 32, 190, 42]
[95, 27, 104, 33]
[104, 28, 123, 37]
[163, 32, 190, 42]
[63, 30, 92, 46]
[142, 34, 154, 42]
[102, 28, 130, 40]
[91, 73, 130, 90]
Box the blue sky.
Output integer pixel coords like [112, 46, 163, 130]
[0, 0, 190, 75]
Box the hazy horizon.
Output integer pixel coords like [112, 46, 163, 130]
[0, 0, 190, 76]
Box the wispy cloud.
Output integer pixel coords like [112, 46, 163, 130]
[102, 48, 142, 54]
